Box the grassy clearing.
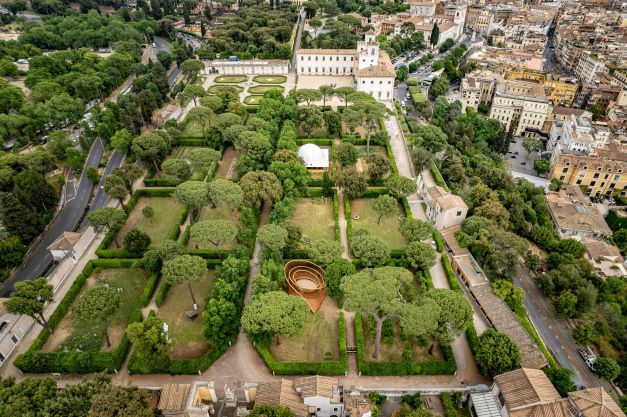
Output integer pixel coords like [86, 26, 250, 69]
[214, 75, 247, 83]
[292, 197, 336, 241]
[350, 198, 406, 249]
[43, 268, 149, 353]
[248, 85, 284, 94]
[269, 299, 339, 361]
[113, 197, 183, 248]
[252, 75, 287, 84]
[157, 271, 215, 359]
[243, 95, 263, 105]
[361, 316, 443, 362]
[207, 84, 244, 94]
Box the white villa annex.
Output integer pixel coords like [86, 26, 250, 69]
[295, 33, 396, 102]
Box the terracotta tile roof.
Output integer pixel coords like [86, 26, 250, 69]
[584, 239, 623, 262]
[47, 231, 81, 251]
[157, 384, 191, 412]
[546, 185, 612, 236]
[256, 379, 310, 417]
[356, 51, 395, 78]
[553, 106, 587, 117]
[569, 387, 627, 417]
[495, 368, 561, 411]
[294, 376, 338, 398]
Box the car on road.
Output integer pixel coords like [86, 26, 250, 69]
[510, 155, 516, 158]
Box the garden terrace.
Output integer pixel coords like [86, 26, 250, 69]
[155, 270, 215, 359]
[291, 197, 337, 242]
[207, 84, 244, 94]
[14, 259, 157, 374]
[349, 198, 407, 250]
[110, 196, 185, 249]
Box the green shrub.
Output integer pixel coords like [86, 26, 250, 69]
[441, 256, 461, 292]
[430, 161, 449, 191]
[154, 282, 171, 307]
[141, 273, 160, 306]
[433, 230, 444, 252]
[441, 393, 457, 417]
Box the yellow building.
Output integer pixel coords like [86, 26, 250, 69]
[551, 143, 627, 197]
[505, 68, 579, 106]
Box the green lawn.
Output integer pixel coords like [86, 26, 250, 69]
[114, 197, 183, 248]
[243, 95, 262, 105]
[165, 147, 207, 181]
[248, 85, 284, 94]
[207, 84, 243, 94]
[158, 271, 215, 359]
[46, 268, 149, 353]
[187, 205, 239, 249]
[182, 119, 204, 137]
[292, 198, 336, 241]
[214, 75, 247, 83]
[350, 198, 406, 249]
[269, 309, 339, 361]
[252, 75, 287, 84]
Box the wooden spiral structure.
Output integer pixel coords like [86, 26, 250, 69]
[284, 260, 327, 312]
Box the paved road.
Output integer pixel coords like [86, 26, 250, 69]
[291, 10, 306, 71]
[80, 150, 126, 228]
[513, 265, 599, 389]
[0, 139, 104, 296]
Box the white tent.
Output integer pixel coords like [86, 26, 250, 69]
[298, 143, 329, 169]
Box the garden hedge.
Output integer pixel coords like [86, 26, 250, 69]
[433, 230, 444, 253]
[354, 312, 456, 376]
[333, 192, 340, 241]
[14, 259, 156, 373]
[255, 312, 347, 375]
[430, 161, 449, 192]
[441, 393, 457, 417]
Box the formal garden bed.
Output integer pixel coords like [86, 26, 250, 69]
[154, 270, 216, 359]
[207, 84, 244, 94]
[248, 85, 284, 94]
[252, 75, 287, 84]
[349, 197, 407, 250]
[14, 259, 158, 373]
[109, 196, 185, 249]
[243, 95, 263, 105]
[353, 145, 390, 178]
[183, 205, 240, 251]
[214, 75, 248, 83]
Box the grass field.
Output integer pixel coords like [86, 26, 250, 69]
[43, 268, 149, 353]
[243, 95, 262, 105]
[187, 205, 239, 249]
[350, 198, 406, 249]
[182, 119, 205, 137]
[164, 147, 206, 180]
[269, 298, 339, 361]
[248, 85, 284, 94]
[252, 75, 287, 84]
[214, 75, 247, 83]
[158, 271, 215, 359]
[207, 84, 244, 94]
[292, 198, 336, 241]
[361, 315, 443, 362]
[113, 197, 183, 248]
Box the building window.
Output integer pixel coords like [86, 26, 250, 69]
[591, 181, 596, 186]
[593, 173, 600, 179]
[560, 176, 565, 181]
[10, 334, 18, 344]
[576, 179, 582, 185]
[456, 211, 462, 216]
[601, 182, 605, 187]
[562, 167, 568, 173]
[614, 175, 620, 181]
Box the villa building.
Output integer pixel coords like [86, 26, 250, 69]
[422, 185, 468, 230]
[295, 33, 396, 102]
[488, 79, 550, 136]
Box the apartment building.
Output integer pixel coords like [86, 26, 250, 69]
[408, 0, 436, 17]
[295, 33, 395, 101]
[548, 114, 610, 156]
[459, 68, 501, 111]
[575, 51, 607, 85]
[465, 6, 493, 34]
[488, 79, 550, 136]
[550, 143, 627, 198]
[546, 185, 612, 239]
[505, 68, 579, 106]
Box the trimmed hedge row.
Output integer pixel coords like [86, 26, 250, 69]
[333, 192, 340, 241]
[441, 393, 457, 417]
[441, 255, 461, 292]
[433, 230, 444, 253]
[354, 313, 456, 376]
[344, 196, 352, 248]
[141, 272, 160, 307]
[14, 259, 156, 373]
[295, 138, 333, 145]
[430, 161, 449, 192]
[401, 197, 412, 219]
[255, 312, 347, 375]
